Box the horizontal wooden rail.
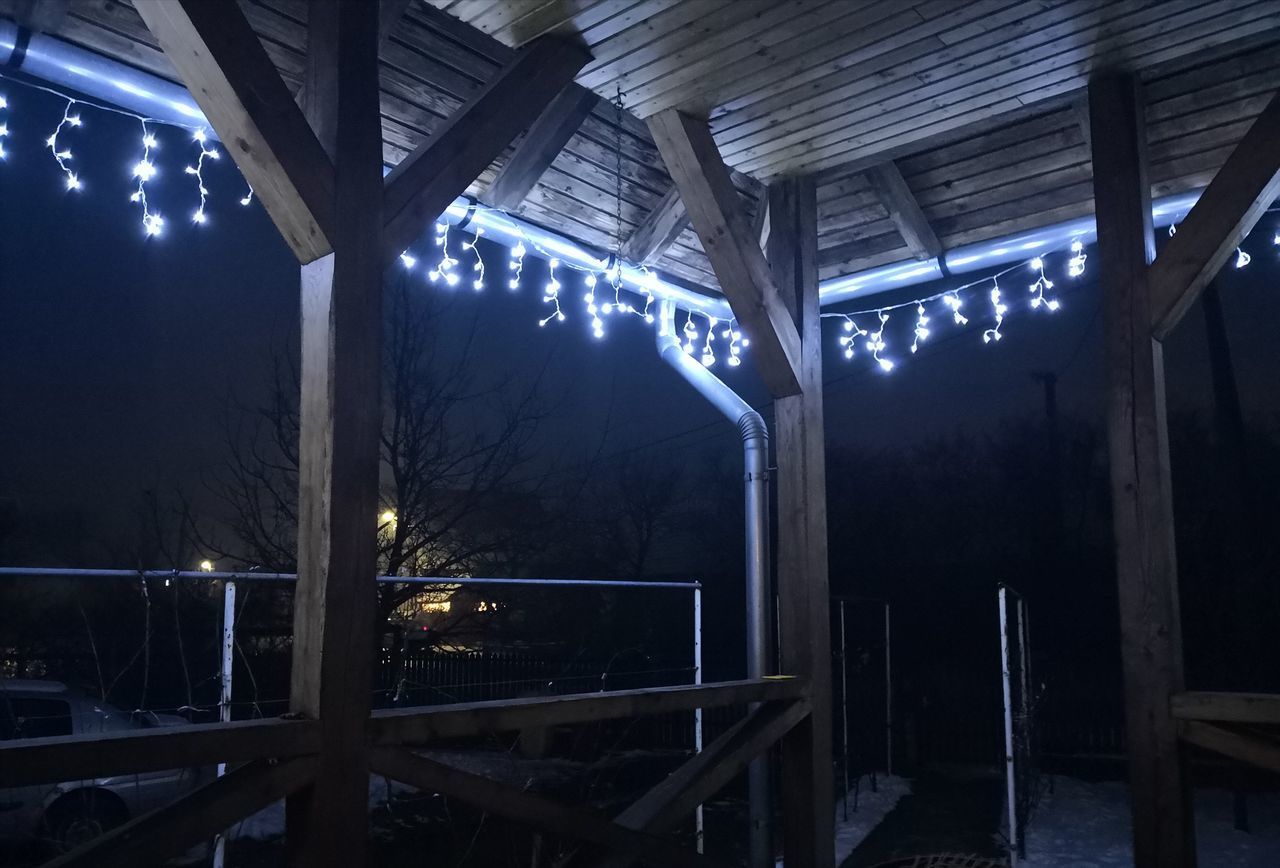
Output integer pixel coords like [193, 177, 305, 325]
[368, 677, 803, 746]
[0, 717, 321, 787]
[1171, 691, 1280, 724]
[1179, 720, 1280, 774]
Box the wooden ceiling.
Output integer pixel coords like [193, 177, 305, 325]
[3, 0, 1279, 300]
[427, 0, 1280, 179]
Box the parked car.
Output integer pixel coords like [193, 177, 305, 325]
[0, 679, 208, 852]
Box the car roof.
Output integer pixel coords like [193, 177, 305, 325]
[0, 678, 71, 695]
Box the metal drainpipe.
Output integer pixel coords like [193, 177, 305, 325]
[655, 300, 772, 868]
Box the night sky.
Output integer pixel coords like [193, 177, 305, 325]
[3, 80, 1280, 559]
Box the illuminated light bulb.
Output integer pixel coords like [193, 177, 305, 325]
[1067, 239, 1087, 278]
[66, 173, 81, 190]
[727, 355, 741, 367]
[0, 142, 6, 160]
[444, 272, 460, 286]
[133, 159, 157, 181]
[1235, 247, 1251, 269]
[0, 96, 7, 109]
[0, 123, 9, 137]
[199, 560, 214, 572]
[193, 210, 207, 224]
[982, 280, 1006, 344]
[193, 128, 207, 143]
[866, 311, 893, 372]
[943, 291, 968, 325]
[66, 115, 81, 127]
[911, 302, 930, 353]
[142, 134, 158, 149]
[400, 252, 417, 269]
[1028, 255, 1058, 311]
[466, 226, 485, 289]
[240, 185, 254, 206]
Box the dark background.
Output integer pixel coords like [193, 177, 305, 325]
[3, 80, 1280, 768]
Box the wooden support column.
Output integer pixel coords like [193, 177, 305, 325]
[1088, 72, 1195, 868]
[285, 4, 385, 867]
[768, 175, 834, 868]
[864, 161, 942, 260]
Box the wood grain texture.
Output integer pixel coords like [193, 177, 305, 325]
[287, 6, 385, 866]
[621, 184, 688, 263]
[767, 175, 834, 868]
[481, 84, 599, 209]
[648, 108, 802, 397]
[1172, 691, 1280, 723]
[133, 0, 336, 263]
[1180, 720, 1280, 774]
[370, 747, 724, 868]
[45, 758, 318, 868]
[369, 677, 803, 745]
[383, 34, 591, 265]
[863, 161, 943, 260]
[1149, 87, 1280, 339]
[0, 718, 320, 787]
[1089, 71, 1194, 868]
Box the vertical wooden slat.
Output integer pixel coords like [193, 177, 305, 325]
[286, 3, 385, 866]
[768, 175, 834, 868]
[1089, 71, 1195, 868]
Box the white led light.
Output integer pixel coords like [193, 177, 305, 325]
[1235, 247, 1251, 269]
[1028, 254, 1059, 312]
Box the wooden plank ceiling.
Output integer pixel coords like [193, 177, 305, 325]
[5, 1, 1280, 297]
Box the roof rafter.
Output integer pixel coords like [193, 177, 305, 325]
[481, 85, 598, 210]
[864, 160, 942, 260]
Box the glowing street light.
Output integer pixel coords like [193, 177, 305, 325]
[199, 560, 214, 572]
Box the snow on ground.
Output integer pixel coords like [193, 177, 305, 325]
[777, 774, 911, 867]
[1023, 776, 1280, 867]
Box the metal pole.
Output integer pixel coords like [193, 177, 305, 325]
[1015, 596, 1030, 860]
[840, 600, 850, 820]
[999, 586, 1018, 868]
[693, 586, 704, 855]
[212, 579, 236, 868]
[885, 602, 893, 777]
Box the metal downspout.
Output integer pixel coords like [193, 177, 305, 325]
[655, 301, 772, 868]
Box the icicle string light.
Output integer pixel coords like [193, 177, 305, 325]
[186, 128, 220, 225]
[1067, 239, 1087, 278]
[1027, 256, 1060, 312]
[129, 119, 163, 236]
[982, 279, 1007, 344]
[910, 302, 930, 353]
[428, 222, 459, 286]
[584, 272, 605, 339]
[721, 319, 745, 367]
[1234, 247, 1251, 269]
[867, 311, 894, 372]
[508, 239, 526, 289]
[47, 98, 82, 190]
[463, 226, 485, 290]
[701, 316, 718, 367]
[539, 257, 566, 326]
[682, 311, 698, 355]
[0, 93, 9, 160]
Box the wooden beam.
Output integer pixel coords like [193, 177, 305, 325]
[751, 186, 770, 251]
[13, 0, 70, 32]
[134, 0, 335, 263]
[864, 161, 942, 260]
[0, 718, 319, 787]
[481, 86, 598, 210]
[648, 109, 802, 398]
[1089, 71, 1194, 868]
[621, 185, 689, 264]
[767, 175, 834, 868]
[285, 5, 384, 867]
[369, 747, 724, 868]
[1172, 691, 1280, 724]
[1149, 89, 1280, 340]
[369, 678, 803, 746]
[383, 35, 591, 267]
[295, 0, 416, 115]
[44, 757, 318, 868]
[609, 700, 810, 844]
[1180, 721, 1280, 775]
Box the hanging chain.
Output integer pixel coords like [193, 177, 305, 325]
[613, 84, 625, 281]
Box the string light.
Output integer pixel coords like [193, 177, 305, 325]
[910, 302, 930, 353]
[399, 251, 417, 269]
[983, 278, 1007, 344]
[1027, 257, 1060, 311]
[129, 120, 163, 236]
[46, 99, 82, 190]
[508, 240, 526, 289]
[1235, 247, 1251, 269]
[836, 315, 868, 360]
[682, 311, 698, 355]
[462, 226, 485, 290]
[428, 222, 459, 286]
[239, 183, 254, 207]
[1067, 239, 1087, 278]
[539, 257, 565, 326]
[701, 316, 718, 367]
[185, 128, 220, 225]
[943, 291, 968, 325]
[0, 94, 9, 160]
[721, 319, 744, 366]
[584, 272, 605, 339]
[867, 311, 893, 372]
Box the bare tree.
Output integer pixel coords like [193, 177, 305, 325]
[196, 273, 560, 633]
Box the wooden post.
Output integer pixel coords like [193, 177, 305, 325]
[286, 3, 385, 866]
[1088, 71, 1195, 868]
[769, 175, 834, 868]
